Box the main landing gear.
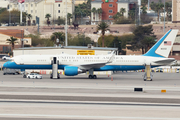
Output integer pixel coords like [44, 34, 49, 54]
[88, 75, 97, 79]
[88, 69, 97, 79]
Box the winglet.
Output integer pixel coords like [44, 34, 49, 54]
[143, 29, 179, 58]
[107, 51, 116, 63]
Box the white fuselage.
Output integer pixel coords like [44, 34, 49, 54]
[12, 54, 172, 67]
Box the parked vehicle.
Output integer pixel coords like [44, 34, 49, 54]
[2, 55, 10, 60]
[3, 69, 21, 75]
[176, 69, 179, 73]
[155, 68, 163, 72]
[27, 73, 42, 79]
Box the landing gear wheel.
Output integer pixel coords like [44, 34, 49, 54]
[89, 75, 93, 79]
[57, 74, 60, 79]
[89, 75, 97, 79]
[93, 75, 97, 79]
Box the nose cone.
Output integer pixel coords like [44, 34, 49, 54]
[3, 61, 15, 69]
[3, 62, 9, 68]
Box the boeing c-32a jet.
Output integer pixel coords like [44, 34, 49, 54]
[3, 29, 178, 80]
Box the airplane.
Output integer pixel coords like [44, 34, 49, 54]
[3, 29, 178, 80]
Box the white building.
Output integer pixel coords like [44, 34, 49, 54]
[0, 0, 9, 8]
[9, 0, 75, 26]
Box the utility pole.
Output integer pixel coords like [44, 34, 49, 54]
[148, 0, 150, 11]
[20, 3, 22, 25]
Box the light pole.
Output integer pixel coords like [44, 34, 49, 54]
[65, 0, 68, 46]
[83, 32, 85, 46]
[9, 10, 11, 26]
[148, 0, 150, 11]
[20, 3, 22, 25]
[21, 38, 28, 55]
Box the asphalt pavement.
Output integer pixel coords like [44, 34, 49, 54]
[0, 71, 180, 120]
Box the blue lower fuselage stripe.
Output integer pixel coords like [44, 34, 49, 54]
[4, 62, 158, 71]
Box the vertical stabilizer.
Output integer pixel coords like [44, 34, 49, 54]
[143, 29, 179, 58]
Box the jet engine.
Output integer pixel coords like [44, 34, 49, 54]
[64, 66, 85, 76]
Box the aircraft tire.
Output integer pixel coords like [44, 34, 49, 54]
[89, 75, 93, 79]
[23, 75, 26, 78]
[93, 75, 97, 79]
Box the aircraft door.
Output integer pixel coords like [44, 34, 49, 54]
[53, 57, 57, 64]
[51, 57, 59, 79]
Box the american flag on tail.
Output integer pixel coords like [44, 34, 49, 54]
[164, 41, 171, 46]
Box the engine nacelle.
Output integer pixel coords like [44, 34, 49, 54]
[64, 66, 84, 76]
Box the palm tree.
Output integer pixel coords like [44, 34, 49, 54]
[113, 12, 121, 22]
[22, 12, 28, 25]
[97, 8, 102, 21]
[150, 1, 164, 22]
[141, 6, 147, 14]
[6, 36, 18, 51]
[165, 2, 171, 21]
[128, 9, 135, 21]
[67, 13, 72, 25]
[120, 8, 126, 16]
[91, 7, 96, 21]
[74, 6, 81, 22]
[97, 22, 109, 47]
[50, 32, 65, 45]
[27, 14, 32, 26]
[45, 14, 51, 26]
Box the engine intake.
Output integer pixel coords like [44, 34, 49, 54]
[64, 66, 84, 76]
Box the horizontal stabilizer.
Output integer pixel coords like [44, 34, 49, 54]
[153, 58, 175, 64]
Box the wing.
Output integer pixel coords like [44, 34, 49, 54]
[70, 51, 116, 70]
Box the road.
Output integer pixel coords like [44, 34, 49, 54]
[0, 71, 180, 120]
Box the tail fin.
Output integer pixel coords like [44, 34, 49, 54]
[143, 29, 179, 58]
